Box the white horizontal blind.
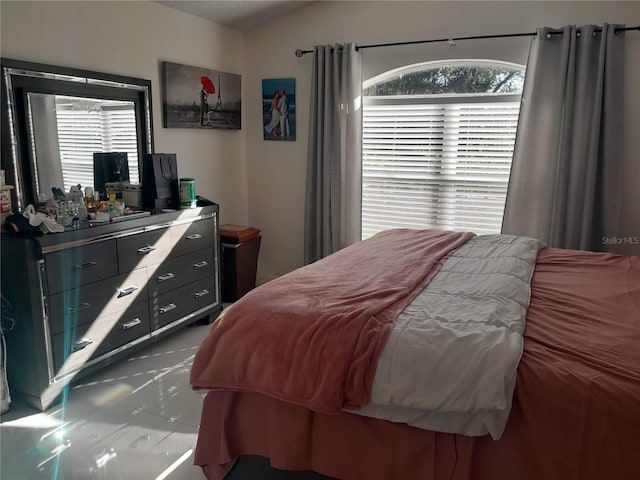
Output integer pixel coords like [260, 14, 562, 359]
[56, 103, 139, 192]
[362, 100, 520, 239]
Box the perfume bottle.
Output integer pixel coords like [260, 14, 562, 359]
[95, 200, 110, 222]
[84, 187, 96, 214]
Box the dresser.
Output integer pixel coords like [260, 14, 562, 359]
[0, 205, 222, 410]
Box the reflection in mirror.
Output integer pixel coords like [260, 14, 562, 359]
[1, 58, 153, 210]
[27, 93, 140, 201]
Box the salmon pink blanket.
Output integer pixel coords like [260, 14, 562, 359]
[194, 247, 640, 480]
[190, 229, 474, 413]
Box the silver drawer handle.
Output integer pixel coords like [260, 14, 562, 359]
[158, 273, 175, 282]
[160, 303, 177, 314]
[75, 261, 97, 269]
[193, 261, 208, 269]
[137, 245, 156, 255]
[68, 302, 91, 313]
[121, 318, 142, 330]
[72, 338, 93, 352]
[194, 289, 210, 298]
[117, 286, 139, 298]
[186, 234, 202, 241]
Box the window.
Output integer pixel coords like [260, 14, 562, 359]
[362, 60, 524, 239]
[54, 96, 139, 192]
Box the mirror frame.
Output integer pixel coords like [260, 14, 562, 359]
[1, 58, 154, 211]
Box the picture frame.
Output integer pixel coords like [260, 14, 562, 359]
[262, 78, 296, 141]
[162, 61, 241, 130]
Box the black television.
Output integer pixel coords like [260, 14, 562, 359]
[93, 152, 130, 193]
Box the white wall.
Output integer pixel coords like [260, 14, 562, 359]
[2, 1, 638, 281]
[246, 1, 640, 280]
[0, 0, 249, 226]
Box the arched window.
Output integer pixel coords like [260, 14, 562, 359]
[362, 60, 525, 239]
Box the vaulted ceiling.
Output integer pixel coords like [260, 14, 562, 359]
[153, 0, 314, 31]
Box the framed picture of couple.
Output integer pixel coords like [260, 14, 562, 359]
[262, 78, 296, 141]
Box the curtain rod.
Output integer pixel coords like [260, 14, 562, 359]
[294, 25, 640, 57]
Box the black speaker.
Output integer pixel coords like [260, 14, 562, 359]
[142, 153, 179, 211]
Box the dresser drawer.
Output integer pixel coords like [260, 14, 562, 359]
[117, 228, 173, 273]
[147, 248, 215, 297]
[150, 275, 217, 330]
[48, 267, 148, 336]
[94, 304, 151, 358]
[169, 217, 215, 258]
[52, 303, 150, 374]
[183, 274, 218, 315]
[46, 240, 118, 294]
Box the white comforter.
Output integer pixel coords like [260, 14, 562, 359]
[351, 234, 544, 440]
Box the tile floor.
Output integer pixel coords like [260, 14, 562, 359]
[1, 321, 215, 480]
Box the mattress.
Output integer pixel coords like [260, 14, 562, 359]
[194, 246, 640, 480]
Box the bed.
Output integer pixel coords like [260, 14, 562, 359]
[189, 229, 640, 480]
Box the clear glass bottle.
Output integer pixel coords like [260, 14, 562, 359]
[85, 187, 96, 214]
[55, 201, 67, 226]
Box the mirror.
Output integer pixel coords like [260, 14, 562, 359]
[28, 93, 140, 201]
[1, 58, 153, 211]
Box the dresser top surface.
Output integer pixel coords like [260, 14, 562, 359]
[1, 204, 218, 253]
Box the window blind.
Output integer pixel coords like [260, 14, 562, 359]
[362, 100, 520, 239]
[55, 104, 139, 192]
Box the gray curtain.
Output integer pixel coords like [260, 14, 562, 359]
[502, 24, 625, 251]
[304, 43, 362, 264]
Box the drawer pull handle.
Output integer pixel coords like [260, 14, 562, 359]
[186, 234, 202, 241]
[194, 289, 210, 298]
[158, 273, 175, 282]
[72, 338, 93, 352]
[75, 261, 97, 269]
[193, 261, 208, 269]
[160, 303, 177, 314]
[117, 286, 139, 298]
[121, 318, 142, 330]
[68, 302, 91, 313]
[137, 245, 156, 255]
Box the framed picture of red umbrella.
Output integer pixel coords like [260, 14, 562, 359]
[162, 61, 241, 130]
